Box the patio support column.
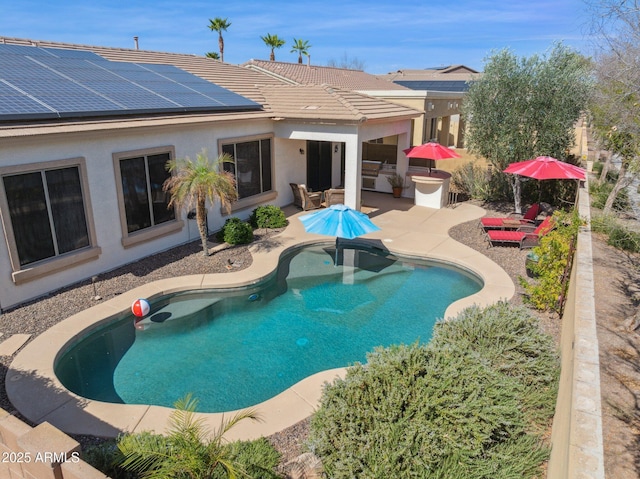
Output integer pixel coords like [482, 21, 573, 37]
[441, 116, 451, 147]
[457, 116, 466, 148]
[343, 137, 361, 210]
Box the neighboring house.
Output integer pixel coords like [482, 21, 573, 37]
[0, 37, 420, 309]
[245, 60, 476, 151]
[378, 65, 480, 149]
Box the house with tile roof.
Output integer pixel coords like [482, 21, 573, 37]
[245, 59, 473, 150]
[0, 37, 421, 309]
[376, 65, 480, 149]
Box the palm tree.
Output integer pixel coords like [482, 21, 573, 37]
[208, 17, 231, 62]
[164, 150, 238, 256]
[118, 394, 261, 478]
[205, 51, 220, 60]
[261, 33, 285, 61]
[290, 38, 311, 64]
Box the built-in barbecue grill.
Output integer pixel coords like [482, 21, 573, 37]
[362, 160, 382, 177]
[361, 160, 382, 190]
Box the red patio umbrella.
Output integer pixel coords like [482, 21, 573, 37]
[503, 156, 586, 180]
[503, 156, 586, 204]
[403, 142, 461, 174]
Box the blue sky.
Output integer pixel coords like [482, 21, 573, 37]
[1, 0, 593, 73]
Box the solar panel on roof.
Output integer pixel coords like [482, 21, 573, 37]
[394, 80, 471, 92]
[0, 43, 261, 121]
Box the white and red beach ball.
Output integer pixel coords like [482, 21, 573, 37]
[131, 298, 150, 318]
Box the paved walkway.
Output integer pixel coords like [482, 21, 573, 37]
[6, 195, 514, 440]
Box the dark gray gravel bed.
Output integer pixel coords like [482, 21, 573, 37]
[0, 205, 554, 464]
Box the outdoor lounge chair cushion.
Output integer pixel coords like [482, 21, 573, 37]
[324, 188, 345, 207]
[480, 203, 541, 229]
[486, 215, 554, 249]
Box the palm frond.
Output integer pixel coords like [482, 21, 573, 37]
[117, 432, 173, 473]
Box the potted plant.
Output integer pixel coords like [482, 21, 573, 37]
[386, 173, 404, 198]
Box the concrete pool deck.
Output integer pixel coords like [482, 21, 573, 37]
[6, 193, 514, 440]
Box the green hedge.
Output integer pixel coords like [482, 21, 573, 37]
[217, 217, 254, 245]
[309, 302, 559, 478]
[250, 205, 288, 229]
[519, 209, 581, 312]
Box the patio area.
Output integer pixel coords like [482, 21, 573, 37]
[4, 191, 515, 441]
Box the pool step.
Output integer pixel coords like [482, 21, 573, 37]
[134, 296, 221, 330]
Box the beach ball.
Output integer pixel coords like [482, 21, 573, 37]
[131, 298, 150, 318]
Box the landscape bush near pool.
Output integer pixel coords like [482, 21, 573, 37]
[250, 204, 288, 229]
[308, 301, 560, 478]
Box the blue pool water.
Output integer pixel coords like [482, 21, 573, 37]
[55, 244, 482, 412]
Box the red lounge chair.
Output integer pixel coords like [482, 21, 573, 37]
[480, 203, 541, 230]
[486, 216, 554, 249]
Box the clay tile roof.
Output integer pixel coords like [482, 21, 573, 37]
[378, 65, 480, 83]
[258, 84, 421, 123]
[244, 59, 411, 91]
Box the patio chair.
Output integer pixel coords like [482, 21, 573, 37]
[486, 215, 554, 249]
[323, 188, 345, 207]
[290, 183, 322, 210]
[479, 203, 541, 230]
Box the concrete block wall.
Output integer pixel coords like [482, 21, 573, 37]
[0, 408, 108, 479]
[547, 172, 605, 478]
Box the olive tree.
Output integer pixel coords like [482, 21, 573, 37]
[462, 44, 592, 213]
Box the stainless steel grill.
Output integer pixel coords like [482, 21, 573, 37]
[362, 160, 382, 177]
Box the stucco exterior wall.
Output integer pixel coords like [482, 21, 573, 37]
[0, 113, 415, 309]
[0, 119, 274, 309]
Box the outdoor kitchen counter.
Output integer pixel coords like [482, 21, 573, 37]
[407, 170, 452, 209]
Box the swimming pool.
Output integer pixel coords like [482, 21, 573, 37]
[55, 244, 482, 412]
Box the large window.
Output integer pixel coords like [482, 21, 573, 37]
[119, 153, 174, 233]
[0, 157, 100, 283]
[3, 167, 89, 266]
[113, 146, 181, 248]
[221, 137, 272, 199]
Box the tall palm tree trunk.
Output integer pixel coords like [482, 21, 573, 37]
[219, 34, 224, 62]
[196, 197, 209, 255]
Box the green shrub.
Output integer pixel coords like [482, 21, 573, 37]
[608, 225, 640, 253]
[592, 161, 604, 176]
[223, 438, 281, 478]
[590, 211, 618, 234]
[218, 217, 254, 245]
[519, 209, 581, 312]
[83, 440, 137, 479]
[309, 302, 559, 478]
[451, 162, 492, 200]
[589, 179, 631, 211]
[591, 212, 640, 253]
[250, 205, 288, 229]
